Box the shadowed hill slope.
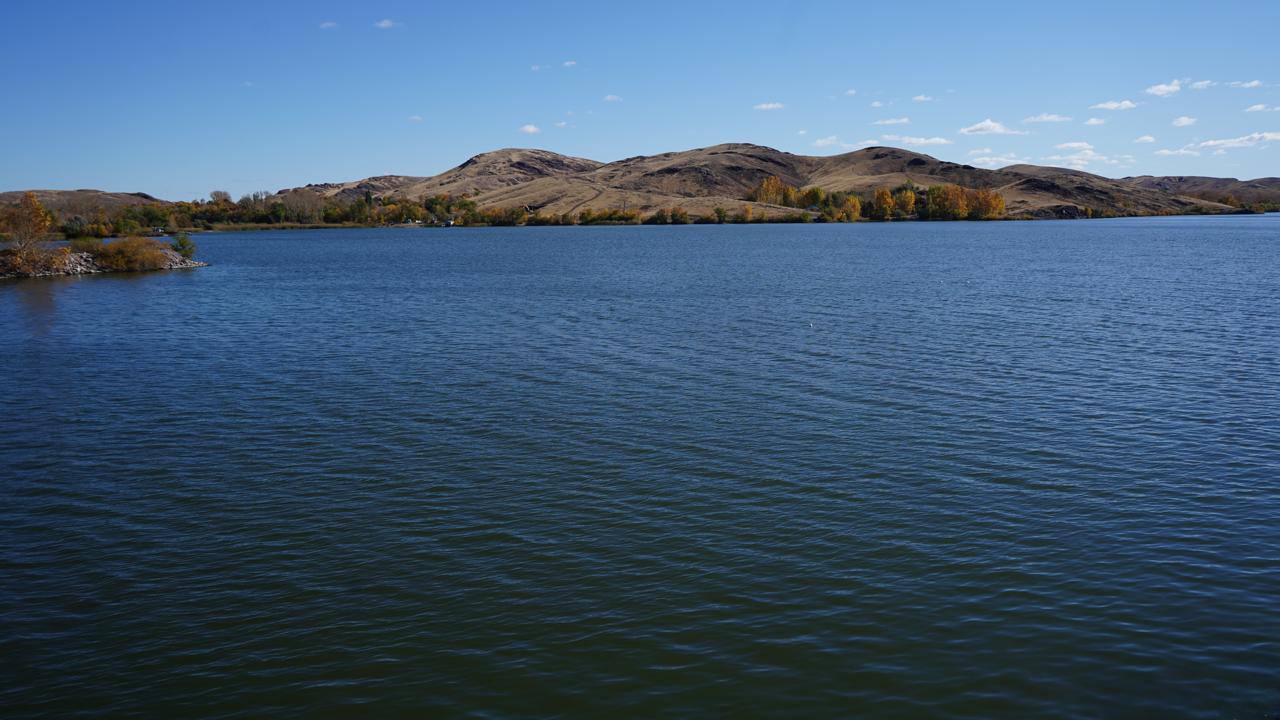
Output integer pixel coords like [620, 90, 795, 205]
[273, 144, 1235, 219]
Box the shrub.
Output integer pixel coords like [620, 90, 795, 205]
[92, 237, 172, 271]
[171, 233, 197, 259]
[69, 236, 103, 253]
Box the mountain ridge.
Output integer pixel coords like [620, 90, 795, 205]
[8, 144, 1277, 220]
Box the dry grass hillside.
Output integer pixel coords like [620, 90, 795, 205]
[274, 143, 1236, 219]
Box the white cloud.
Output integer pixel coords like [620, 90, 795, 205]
[958, 118, 1028, 135]
[1084, 118, 1107, 126]
[519, 124, 540, 134]
[872, 117, 910, 125]
[1044, 147, 1134, 170]
[969, 152, 1027, 168]
[373, 19, 397, 29]
[1155, 147, 1200, 156]
[1024, 113, 1072, 123]
[1230, 80, 1263, 88]
[1190, 80, 1215, 90]
[1197, 132, 1280, 149]
[1090, 100, 1138, 110]
[1145, 79, 1182, 97]
[562, 60, 577, 67]
[1172, 116, 1197, 127]
[882, 134, 953, 146]
[1245, 104, 1279, 112]
[869, 100, 884, 108]
[319, 21, 338, 29]
[1055, 141, 1094, 150]
[754, 102, 784, 110]
[968, 148, 992, 155]
[845, 88, 857, 96]
[812, 136, 877, 150]
[912, 94, 933, 102]
[408, 115, 423, 123]
[531, 65, 543, 71]
[603, 94, 622, 102]
[554, 121, 568, 128]
[797, 129, 807, 135]
[1134, 135, 1156, 143]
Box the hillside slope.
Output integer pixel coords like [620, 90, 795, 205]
[274, 144, 1234, 219]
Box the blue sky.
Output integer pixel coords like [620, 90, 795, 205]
[2, 0, 1277, 199]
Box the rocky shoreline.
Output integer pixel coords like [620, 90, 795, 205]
[1, 248, 207, 279]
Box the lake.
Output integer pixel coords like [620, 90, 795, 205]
[2, 216, 1278, 718]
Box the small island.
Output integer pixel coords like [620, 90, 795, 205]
[1, 192, 205, 279]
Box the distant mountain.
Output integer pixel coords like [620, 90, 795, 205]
[272, 144, 1239, 219]
[9, 145, 1268, 221]
[1122, 175, 1280, 205]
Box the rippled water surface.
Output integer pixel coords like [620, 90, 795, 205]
[3, 217, 1279, 718]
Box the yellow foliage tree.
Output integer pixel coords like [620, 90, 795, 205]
[871, 188, 895, 220]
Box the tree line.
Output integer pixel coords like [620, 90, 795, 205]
[746, 176, 1006, 221]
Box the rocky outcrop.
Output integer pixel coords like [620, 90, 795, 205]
[1, 248, 206, 279]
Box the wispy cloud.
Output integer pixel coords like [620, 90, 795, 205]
[968, 148, 992, 155]
[1197, 131, 1280, 149]
[1090, 100, 1138, 110]
[408, 115, 423, 123]
[562, 60, 577, 67]
[958, 118, 1028, 135]
[872, 117, 910, 125]
[1134, 135, 1156, 143]
[882, 134, 952, 146]
[554, 121, 568, 128]
[797, 129, 807, 135]
[603, 94, 622, 102]
[1044, 147, 1134, 170]
[912, 94, 933, 102]
[754, 102, 784, 110]
[1145, 79, 1182, 97]
[373, 19, 398, 29]
[519, 124, 540, 134]
[812, 135, 877, 150]
[1246, 104, 1280, 112]
[1172, 116, 1197, 127]
[319, 21, 338, 29]
[870, 100, 885, 108]
[1190, 80, 1215, 90]
[1085, 118, 1107, 126]
[1155, 147, 1200, 156]
[1024, 113, 1072, 123]
[844, 88, 857, 96]
[969, 152, 1027, 168]
[531, 64, 544, 71]
[1230, 80, 1263, 88]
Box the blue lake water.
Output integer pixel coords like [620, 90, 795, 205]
[2, 216, 1278, 718]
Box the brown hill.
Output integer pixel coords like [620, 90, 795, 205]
[275, 144, 1233, 219]
[1122, 175, 1280, 205]
[0, 189, 166, 216]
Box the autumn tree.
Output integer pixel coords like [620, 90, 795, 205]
[870, 188, 895, 220]
[748, 176, 790, 205]
[669, 207, 690, 224]
[925, 184, 970, 220]
[893, 188, 916, 218]
[1, 192, 57, 273]
[966, 189, 1005, 220]
[839, 195, 861, 222]
[210, 190, 232, 204]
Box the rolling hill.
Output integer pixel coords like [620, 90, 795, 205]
[272, 144, 1239, 219]
[9, 144, 1273, 221]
